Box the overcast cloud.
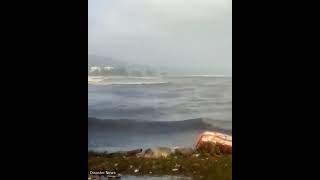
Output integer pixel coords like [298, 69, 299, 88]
[89, 0, 232, 75]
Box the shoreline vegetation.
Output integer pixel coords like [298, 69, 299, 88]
[88, 143, 232, 180]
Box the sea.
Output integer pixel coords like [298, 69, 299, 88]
[88, 76, 232, 152]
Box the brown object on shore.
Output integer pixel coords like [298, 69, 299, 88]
[195, 131, 232, 154]
[219, 144, 232, 154]
[108, 149, 143, 157]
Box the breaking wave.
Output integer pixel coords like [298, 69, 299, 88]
[88, 117, 231, 135]
[88, 76, 169, 85]
[88, 117, 231, 151]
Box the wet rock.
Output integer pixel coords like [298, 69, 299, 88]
[144, 147, 172, 158]
[196, 142, 232, 155]
[196, 142, 217, 155]
[173, 147, 194, 156]
[107, 149, 143, 157]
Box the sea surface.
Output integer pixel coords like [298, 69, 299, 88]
[88, 76, 232, 152]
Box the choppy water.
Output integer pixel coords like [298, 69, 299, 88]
[88, 76, 232, 151]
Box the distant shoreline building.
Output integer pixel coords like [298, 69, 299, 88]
[88, 64, 156, 77]
[89, 66, 101, 73]
[103, 66, 114, 71]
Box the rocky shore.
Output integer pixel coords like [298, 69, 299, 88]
[88, 143, 232, 180]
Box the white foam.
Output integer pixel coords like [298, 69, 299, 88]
[88, 76, 169, 85]
[184, 75, 230, 77]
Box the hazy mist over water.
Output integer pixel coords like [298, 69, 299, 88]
[89, 0, 232, 75]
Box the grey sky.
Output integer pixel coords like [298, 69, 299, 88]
[89, 0, 232, 75]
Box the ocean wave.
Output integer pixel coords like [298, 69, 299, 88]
[88, 117, 232, 135]
[88, 117, 231, 151]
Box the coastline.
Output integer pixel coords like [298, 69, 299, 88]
[88, 148, 232, 180]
